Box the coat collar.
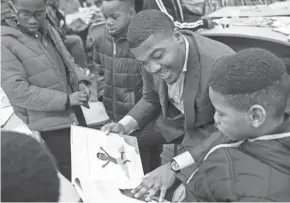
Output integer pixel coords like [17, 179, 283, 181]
[183, 34, 201, 130]
[104, 27, 127, 43]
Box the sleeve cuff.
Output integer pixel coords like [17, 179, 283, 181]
[79, 80, 91, 87]
[173, 151, 195, 170]
[66, 94, 70, 110]
[118, 115, 139, 134]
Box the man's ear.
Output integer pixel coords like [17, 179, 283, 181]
[248, 105, 267, 128]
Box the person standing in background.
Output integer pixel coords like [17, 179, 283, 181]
[46, 0, 89, 69]
[1, 0, 91, 181]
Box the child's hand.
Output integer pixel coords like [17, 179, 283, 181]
[172, 183, 186, 203]
[79, 83, 91, 99]
[101, 122, 126, 135]
[69, 92, 88, 106]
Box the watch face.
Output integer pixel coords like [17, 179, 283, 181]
[171, 160, 179, 171]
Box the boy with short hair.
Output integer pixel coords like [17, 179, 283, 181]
[1, 131, 80, 202]
[173, 48, 290, 202]
[93, 0, 163, 173]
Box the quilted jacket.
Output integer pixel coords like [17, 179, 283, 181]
[93, 29, 143, 122]
[185, 115, 290, 202]
[1, 19, 90, 131]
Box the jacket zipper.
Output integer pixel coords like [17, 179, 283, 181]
[24, 32, 77, 123]
[112, 41, 117, 122]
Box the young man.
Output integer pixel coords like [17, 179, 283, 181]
[1, 131, 80, 202]
[93, 0, 163, 173]
[1, 0, 91, 181]
[173, 48, 290, 202]
[102, 9, 235, 201]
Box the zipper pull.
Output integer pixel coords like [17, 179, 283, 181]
[113, 43, 116, 55]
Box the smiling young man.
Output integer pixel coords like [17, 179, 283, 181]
[102, 9, 235, 201]
[1, 0, 91, 181]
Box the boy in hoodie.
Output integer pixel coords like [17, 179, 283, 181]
[93, 0, 163, 173]
[172, 48, 290, 202]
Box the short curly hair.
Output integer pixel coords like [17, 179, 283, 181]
[127, 9, 175, 48]
[1, 131, 60, 202]
[209, 48, 290, 118]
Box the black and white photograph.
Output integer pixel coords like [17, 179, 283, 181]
[1, 0, 290, 202]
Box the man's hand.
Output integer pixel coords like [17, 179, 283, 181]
[101, 122, 126, 135]
[172, 183, 186, 203]
[79, 83, 91, 99]
[69, 92, 88, 106]
[131, 162, 176, 202]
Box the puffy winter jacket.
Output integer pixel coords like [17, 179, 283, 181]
[93, 29, 143, 122]
[1, 19, 90, 131]
[185, 115, 290, 202]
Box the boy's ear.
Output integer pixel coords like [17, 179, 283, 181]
[248, 105, 267, 128]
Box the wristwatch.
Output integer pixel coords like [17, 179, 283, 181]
[170, 159, 180, 172]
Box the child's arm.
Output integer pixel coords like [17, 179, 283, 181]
[92, 40, 105, 102]
[1, 45, 68, 112]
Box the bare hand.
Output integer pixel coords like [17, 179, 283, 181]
[79, 83, 91, 99]
[131, 162, 176, 202]
[172, 183, 186, 203]
[69, 91, 88, 106]
[101, 122, 126, 135]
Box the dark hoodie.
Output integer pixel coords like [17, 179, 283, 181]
[184, 114, 290, 202]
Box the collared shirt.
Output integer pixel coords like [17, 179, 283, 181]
[167, 36, 189, 114]
[118, 35, 190, 134]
